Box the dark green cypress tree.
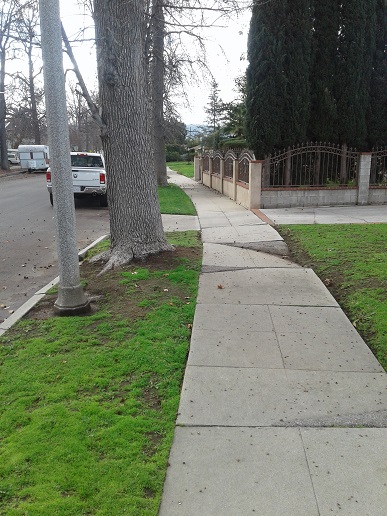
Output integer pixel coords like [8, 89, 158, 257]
[367, 0, 387, 146]
[282, 0, 313, 146]
[245, 0, 287, 158]
[308, 0, 340, 142]
[336, 0, 377, 148]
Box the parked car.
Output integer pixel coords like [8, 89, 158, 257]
[7, 149, 20, 165]
[46, 152, 107, 207]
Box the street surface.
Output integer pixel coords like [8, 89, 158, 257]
[0, 172, 110, 321]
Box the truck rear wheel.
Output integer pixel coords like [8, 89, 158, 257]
[99, 194, 108, 207]
[49, 193, 53, 206]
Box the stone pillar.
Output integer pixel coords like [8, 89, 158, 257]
[249, 160, 262, 209]
[357, 153, 371, 205]
[194, 156, 201, 182]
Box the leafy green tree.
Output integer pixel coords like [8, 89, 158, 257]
[367, 0, 387, 146]
[245, 0, 287, 158]
[308, 0, 340, 142]
[336, 0, 377, 148]
[282, 0, 313, 146]
[222, 75, 246, 138]
[204, 80, 225, 148]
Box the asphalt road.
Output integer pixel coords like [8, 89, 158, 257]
[0, 171, 110, 322]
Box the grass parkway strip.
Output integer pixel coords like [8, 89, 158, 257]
[0, 185, 201, 515]
[278, 223, 387, 371]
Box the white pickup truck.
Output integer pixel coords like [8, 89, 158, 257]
[46, 152, 108, 207]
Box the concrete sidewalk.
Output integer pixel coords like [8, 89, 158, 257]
[160, 171, 387, 515]
[260, 204, 387, 225]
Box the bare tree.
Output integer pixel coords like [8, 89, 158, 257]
[13, 0, 43, 143]
[0, 0, 23, 168]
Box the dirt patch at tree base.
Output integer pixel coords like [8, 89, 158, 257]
[26, 246, 201, 322]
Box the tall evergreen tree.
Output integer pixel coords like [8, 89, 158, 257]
[282, 0, 313, 146]
[308, 0, 340, 142]
[245, 0, 287, 158]
[367, 0, 387, 146]
[336, 0, 377, 148]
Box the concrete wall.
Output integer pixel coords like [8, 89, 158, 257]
[211, 174, 222, 192]
[202, 171, 211, 188]
[261, 188, 358, 209]
[236, 183, 249, 208]
[223, 178, 234, 199]
[369, 188, 387, 204]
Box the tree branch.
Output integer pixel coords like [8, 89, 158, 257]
[61, 23, 107, 135]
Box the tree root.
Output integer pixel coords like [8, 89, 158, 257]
[89, 250, 111, 264]
[97, 241, 175, 275]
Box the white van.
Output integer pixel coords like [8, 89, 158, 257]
[7, 149, 20, 165]
[18, 145, 50, 172]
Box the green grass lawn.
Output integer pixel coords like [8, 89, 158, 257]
[158, 183, 196, 215]
[278, 224, 387, 371]
[167, 161, 194, 179]
[0, 231, 202, 515]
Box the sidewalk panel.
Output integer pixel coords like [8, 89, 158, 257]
[193, 303, 274, 332]
[202, 224, 282, 244]
[301, 428, 387, 515]
[278, 331, 384, 372]
[177, 366, 387, 427]
[159, 427, 319, 516]
[188, 328, 284, 369]
[197, 268, 339, 306]
[202, 243, 297, 269]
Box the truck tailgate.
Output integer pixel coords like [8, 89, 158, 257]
[72, 168, 103, 188]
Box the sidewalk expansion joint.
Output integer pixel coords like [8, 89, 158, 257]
[201, 265, 293, 273]
[176, 414, 387, 428]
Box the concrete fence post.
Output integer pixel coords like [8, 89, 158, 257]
[219, 158, 224, 194]
[357, 153, 371, 205]
[209, 156, 213, 189]
[249, 160, 262, 209]
[194, 156, 201, 182]
[232, 158, 238, 201]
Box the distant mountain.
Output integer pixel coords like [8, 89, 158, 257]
[186, 124, 210, 137]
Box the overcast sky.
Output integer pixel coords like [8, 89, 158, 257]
[59, 1, 251, 126]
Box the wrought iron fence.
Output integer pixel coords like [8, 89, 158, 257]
[370, 147, 387, 186]
[224, 150, 238, 179]
[212, 151, 223, 175]
[238, 151, 255, 184]
[202, 154, 210, 173]
[263, 142, 359, 188]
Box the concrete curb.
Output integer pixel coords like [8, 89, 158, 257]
[0, 234, 109, 337]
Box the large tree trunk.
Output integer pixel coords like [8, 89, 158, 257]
[151, 0, 168, 186]
[93, 0, 173, 271]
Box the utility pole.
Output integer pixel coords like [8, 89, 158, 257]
[39, 0, 90, 315]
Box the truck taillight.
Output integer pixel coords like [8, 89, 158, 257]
[100, 172, 106, 184]
[46, 170, 51, 181]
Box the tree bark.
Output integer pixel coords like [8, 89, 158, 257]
[93, 0, 173, 270]
[151, 0, 168, 186]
